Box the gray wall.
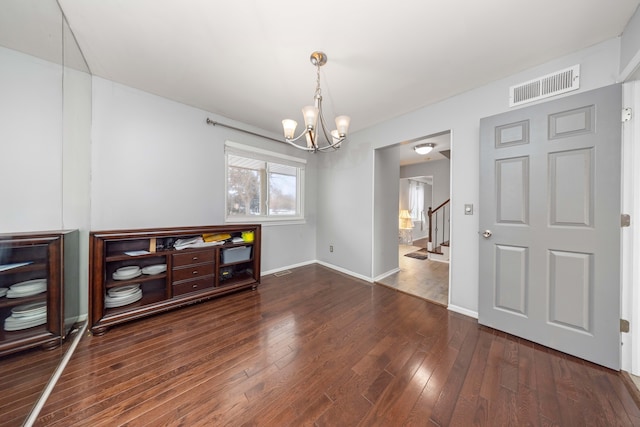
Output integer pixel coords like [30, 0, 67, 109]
[91, 77, 318, 274]
[401, 159, 450, 209]
[4, 25, 637, 319]
[620, 6, 640, 76]
[316, 134, 375, 280]
[373, 145, 400, 278]
[316, 37, 624, 315]
[0, 46, 63, 230]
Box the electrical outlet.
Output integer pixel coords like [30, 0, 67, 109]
[330, 245, 334, 252]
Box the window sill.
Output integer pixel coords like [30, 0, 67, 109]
[225, 217, 306, 227]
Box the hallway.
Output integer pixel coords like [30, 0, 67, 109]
[376, 244, 449, 306]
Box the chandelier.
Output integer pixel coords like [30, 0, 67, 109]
[282, 51, 351, 152]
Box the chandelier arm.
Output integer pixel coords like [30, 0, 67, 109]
[307, 128, 317, 150]
[314, 137, 345, 151]
[282, 138, 315, 151]
[285, 130, 311, 144]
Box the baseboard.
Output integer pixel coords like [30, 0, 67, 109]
[262, 260, 316, 276]
[374, 268, 400, 282]
[448, 304, 478, 319]
[315, 260, 374, 283]
[262, 260, 373, 284]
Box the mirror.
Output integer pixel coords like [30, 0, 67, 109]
[0, 1, 91, 425]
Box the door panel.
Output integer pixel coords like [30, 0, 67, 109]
[549, 148, 593, 226]
[495, 244, 528, 315]
[548, 250, 591, 331]
[496, 157, 529, 224]
[479, 84, 621, 369]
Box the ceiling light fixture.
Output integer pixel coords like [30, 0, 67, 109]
[282, 51, 351, 152]
[414, 143, 435, 155]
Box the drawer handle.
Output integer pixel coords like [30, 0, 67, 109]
[192, 270, 199, 275]
[192, 256, 199, 261]
[192, 284, 198, 288]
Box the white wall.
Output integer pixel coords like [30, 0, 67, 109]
[316, 38, 623, 316]
[0, 46, 63, 232]
[91, 77, 317, 273]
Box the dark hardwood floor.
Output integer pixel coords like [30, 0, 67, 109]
[32, 264, 640, 426]
[0, 339, 71, 427]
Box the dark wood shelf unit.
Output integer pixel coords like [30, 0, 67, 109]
[0, 230, 79, 357]
[89, 224, 261, 335]
[105, 273, 168, 289]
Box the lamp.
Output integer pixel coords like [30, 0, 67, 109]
[399, 209, 414, 230]
[282, 51, 351, 152]
[399, 209, 414, 244]
[414, 143, 435, 155]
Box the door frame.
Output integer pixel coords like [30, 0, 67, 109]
[622, 80, 640, 374]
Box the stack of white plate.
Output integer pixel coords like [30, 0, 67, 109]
[4, 301, 47, 331]
[105, 284, 142, 308]
[6, 278, 47, 298]
[141, 264, 167, 275]
[112, 266, 142, 281]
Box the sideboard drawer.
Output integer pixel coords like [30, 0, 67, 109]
[172, 263, 215, 282]
[172, 275, 215, 296]
[172, 249, 216, 268]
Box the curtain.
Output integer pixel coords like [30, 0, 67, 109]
[409, 180, 424, 221]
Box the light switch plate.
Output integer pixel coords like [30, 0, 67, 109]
[464, 204, 473, 215]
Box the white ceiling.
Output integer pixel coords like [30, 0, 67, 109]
[3, 1, 639, 162]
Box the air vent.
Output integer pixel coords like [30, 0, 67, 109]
[273, 270, 292, 277]
[509, 65, 580, 107]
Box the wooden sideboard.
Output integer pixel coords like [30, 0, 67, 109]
[0, 230, 79, 356]
[88, 224, 261, 335]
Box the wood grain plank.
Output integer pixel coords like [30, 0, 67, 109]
[23, 264, 639, 426]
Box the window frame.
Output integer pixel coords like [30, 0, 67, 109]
[224, 141, 306, 224]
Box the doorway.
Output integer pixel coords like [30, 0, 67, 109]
[376, 131, 451, 306]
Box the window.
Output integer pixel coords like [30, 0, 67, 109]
[409, 179, 424, 221]
[225, 141, 305, 222]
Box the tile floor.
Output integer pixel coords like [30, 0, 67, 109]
[376, 244, 449, 306]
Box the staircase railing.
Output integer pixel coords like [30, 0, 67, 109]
[427, 198, 450, 253]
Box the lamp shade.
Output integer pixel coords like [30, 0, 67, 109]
[335, 115, 351, 136]
[414, 143, 434, 155]
[399, 209, 414, 229]
[282, 119, 297, 139]
[302, 105, 319, 129]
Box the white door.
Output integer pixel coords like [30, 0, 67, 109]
[479, 84, 622, 369]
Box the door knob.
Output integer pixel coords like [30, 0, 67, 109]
[482, 230, 492, 238]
